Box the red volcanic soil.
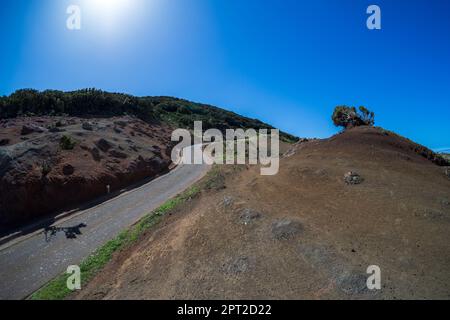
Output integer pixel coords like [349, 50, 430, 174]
[0, 116, 173, 228]
[74, 126, 450, 300]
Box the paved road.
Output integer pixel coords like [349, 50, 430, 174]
[0, 145, 209, 299]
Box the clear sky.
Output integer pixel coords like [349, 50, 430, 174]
[1, 0, 449, 149]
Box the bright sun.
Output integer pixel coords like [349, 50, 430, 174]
[88, 0, 130, 16]
[81, 0, 144, 34]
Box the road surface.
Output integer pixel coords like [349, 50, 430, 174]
[0, 145, 209, 299]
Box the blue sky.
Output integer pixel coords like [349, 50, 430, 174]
[1, 0, 449, 149]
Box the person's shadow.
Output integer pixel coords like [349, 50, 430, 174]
[44, 223, 87, 242]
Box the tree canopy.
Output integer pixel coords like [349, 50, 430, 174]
[0, 89, 299, 143]
[332, 105, 375, 129]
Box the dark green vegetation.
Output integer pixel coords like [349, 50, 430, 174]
[30, 166, 224, 300]
[373, 127, 449, 167]
[332, 105, 375, 129]
[0, 89, 298, 143]
[441, 153, 450, 161]
[59, 135, 76, 150]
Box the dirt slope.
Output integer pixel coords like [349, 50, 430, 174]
[0, 116, 172, 227]
[75, 126, 450, 299]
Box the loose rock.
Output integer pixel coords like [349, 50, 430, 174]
[223, 196, 234, 207]
[82, 122, 94, 131]
[96, 138, 113, 152]
[90, 147, 102, 162]
[109, 150, 128, 159]
[239, 208, 262, 225]
[21, 124, 45, 135]
[344, 171, 364, 185]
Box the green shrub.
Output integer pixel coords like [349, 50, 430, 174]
[41, 161, 52, 176]
[60, 135, 76, 150]
[332, 105, 375, 129]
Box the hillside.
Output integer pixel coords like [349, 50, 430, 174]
[0, 89, 298, 143]
[74, 126, 450, 299]
[0, 89, 297, 228]
[0, 116, 173, 228]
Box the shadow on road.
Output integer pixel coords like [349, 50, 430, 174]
[44, 223, 87, 242]
[0, 169, 172, 246]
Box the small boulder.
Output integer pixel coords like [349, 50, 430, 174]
[55, 120, 65, 127]
[90, 147, 102, 161]
[82, 122, 94, 131]
[0, 139, 10, 146]
[96, 138, 112, 152]
[21, 124, 45, 135]
[48, 127, 65, 133]
[344, 171, 364, 185]
[114, 120, 128, 128]
[109, 150, 128, 159]
[62, 164, 75, 176]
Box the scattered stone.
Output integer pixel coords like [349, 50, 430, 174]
[48, 127, 65, 133]
[272, 218, 303, 240]
[82, 122, 94, 131]
[114, 120, 128, 128]
[223, 196, 234, 207]
[90, 147, 102, 161]
[113, 127, 122, 134]
[239, 208, 262, 225]
[441, 199, 450, 207]
[0, 139, 10, 146]
[62, 164, 75, 176]
[96, 138, 113, 152]
[344, 171, 364, 185]
[109, 150, 128, 159]
[21, 124, 45, 135]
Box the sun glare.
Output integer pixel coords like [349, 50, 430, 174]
[82, 0, 144, 35]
